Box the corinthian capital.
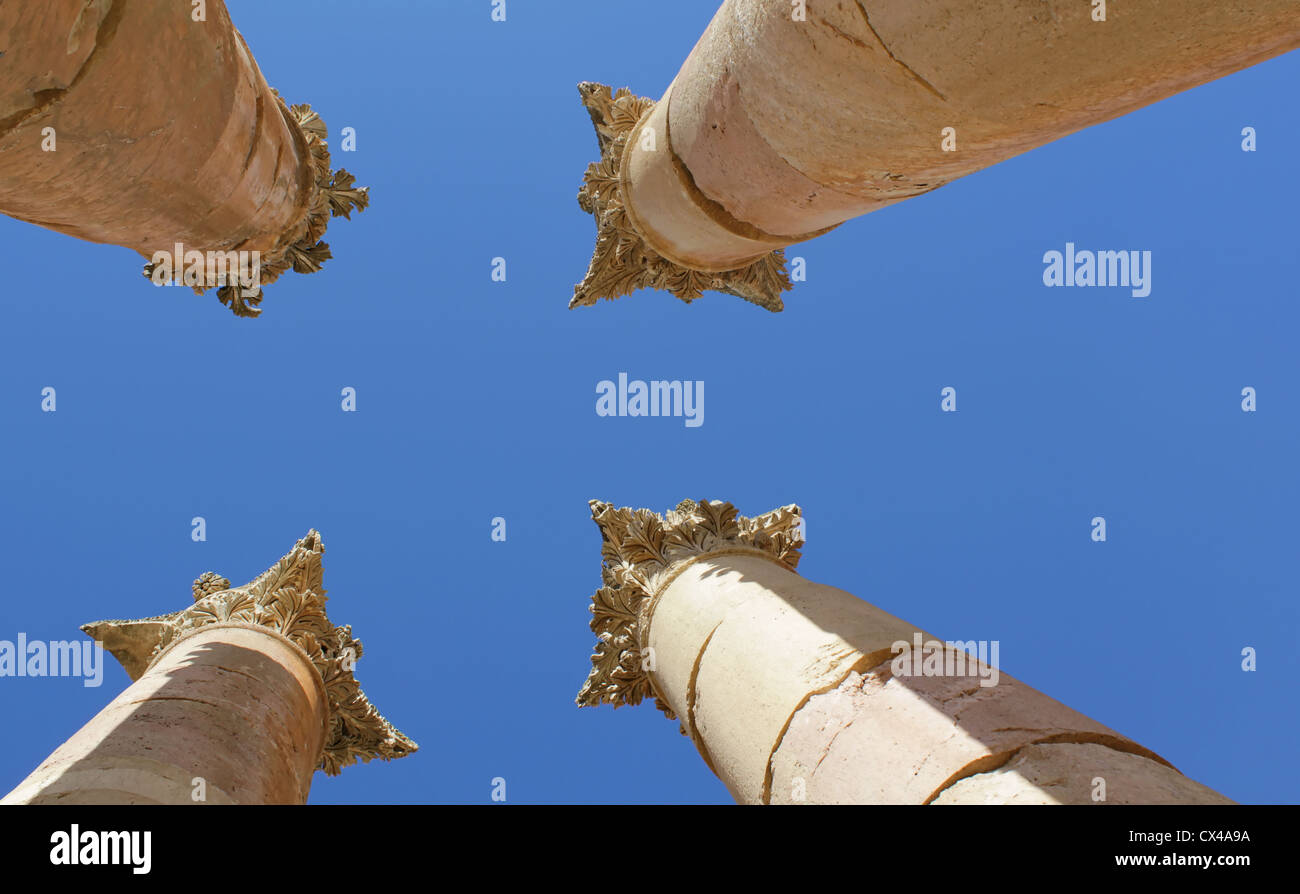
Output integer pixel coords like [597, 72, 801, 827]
[571, 84, 793, 311]
[577, 499, 804, 717]
[81, 531, 416, 776]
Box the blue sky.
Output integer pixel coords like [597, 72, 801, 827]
[0, 0, 1295, 804]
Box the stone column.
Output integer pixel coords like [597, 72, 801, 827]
[577, 499, 1230, 804]
[0, 0, 369, 317]
[572, 0, 1300, 310]
[2, 532, 416, 805]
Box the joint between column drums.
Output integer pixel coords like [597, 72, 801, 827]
[680, 622, 725, 776]
[641, 547, 794, 776]
[919, 732, 1181, 806]
[660, 91, 840, 248]
[760, 648, 898, 804]
[619, 101, 832, 273]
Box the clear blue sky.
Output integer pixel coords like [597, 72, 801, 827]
[0, 1, 1295, 805]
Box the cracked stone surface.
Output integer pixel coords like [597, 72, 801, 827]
[931, 742, 1236, 805]
[768, 657, 1171, 804]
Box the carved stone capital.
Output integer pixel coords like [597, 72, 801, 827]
[141, 97, 370, 319]
[577, 499, 805, 718]
[82, 531, 416, 776]
[572, 83, 793, 311]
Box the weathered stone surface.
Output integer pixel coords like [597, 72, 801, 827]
[4, 625, 325, 805]
[931, 742, 1236, 805]
[674, 557, 922, 804]
[769, 660, 1167, 805]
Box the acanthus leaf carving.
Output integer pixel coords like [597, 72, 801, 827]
[81, 530, 416, 777]
[140, 98, 369, 319]
[577, 499, 804, 719]
[571, 83, 794, 312]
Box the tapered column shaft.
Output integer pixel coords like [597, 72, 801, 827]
[578, 500, 1232, 804]
[1, 532, 416, 805]
[0, 1, 369, 316]
[648, 0, 1300, 256]
[2, 625, 327, 805]
[574, 0, 1300, 308]
[0, 0, 307, 254]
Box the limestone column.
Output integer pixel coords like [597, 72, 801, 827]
[0, 0, 369, 317]
[2, 531, 416, 805]
[572, 0, 1300, 310]
[577, 499, 1230, 804]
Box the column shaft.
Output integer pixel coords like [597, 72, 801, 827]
[647, 554, 1229, 804]
[624, 0, 1300, 268]
[0, 0, 309, 255]
[2, 624, 328, 805]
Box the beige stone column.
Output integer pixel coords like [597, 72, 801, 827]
[0, 0, 369, 317]
[2, 532, 416, 805]
[572, 0, 1300, 310]
[577, 499, 1230, 804]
